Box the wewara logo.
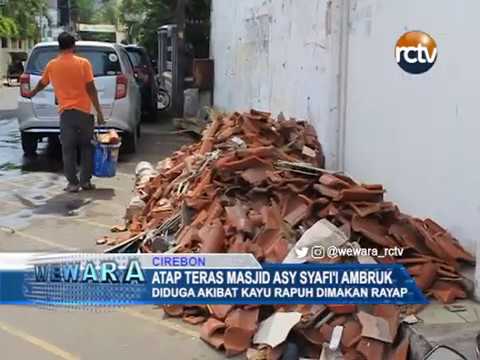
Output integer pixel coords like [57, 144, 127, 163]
[395, 31, 437, 74]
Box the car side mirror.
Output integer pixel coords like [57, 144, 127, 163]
[423, 345, 467, 360]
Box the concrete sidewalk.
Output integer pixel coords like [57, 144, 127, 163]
[0, 117, 230, 360]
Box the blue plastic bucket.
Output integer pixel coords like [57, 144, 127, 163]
[93, 142, 121, 177]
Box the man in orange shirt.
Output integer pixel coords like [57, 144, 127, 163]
[27, 32, 104, 192]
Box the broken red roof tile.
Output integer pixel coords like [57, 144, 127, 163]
[163, 305, 184, 317]
[357, 311, 394, 344]
[396, 257, 430, 265]
[176, 225, 200, 250]
[432, 231, 475, 264]
[349, 202, 382, 218]
[205, 198, 224, 224]
[356, 338, 386, 360]
[327, 305, 357, 315]
[284, 203, 309, 226]
[423, 218, 446, 234]
[199, 117, 221, 154]
[108, 109, 476, 359]
[225, 203, 254, 234]
[430, 280, 467, 304]
[390, 336, 409, 360]
[183, 314, 207, 325]
[409, 218, 455, 263]
[351, 216, 398, 248]
[245, 242, 264, 259]
[388, 221, 429, 252]
[329, 315, 349, 327]
[200, 317, 226, 350]
[336, 186, 384, 202]
[198, 220, 226, 253]
[209, 305, 234, 320]
[218, 156, 273, 172]
[224, 326, 255, 357]
[255, 229, 282, 252]
[314, 184, 342, 199]
[251, 109, 272, 117]
[298, 324, 333, 345]
[241, 166, 271, 185]
[319, 174, 352, 189]
[190, 169, 213, 198]
[238, 146, 279, 159]
[409, 262, 438, 290]
[264, 237, 289, 263]
[372, 305, 400, 340]
[229, 235, 248, 253]
[260, 204, 283, 230]
[341, 320, 362, 348]
[343, 349, 366, 360]
[225, 307, 259, 332]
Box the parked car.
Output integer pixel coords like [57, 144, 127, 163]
[123, 45, 158, 120]
[18, 41, 142, 155]
[6, 52, 27, 86]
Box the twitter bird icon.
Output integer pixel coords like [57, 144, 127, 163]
[294, 247, 309, 259]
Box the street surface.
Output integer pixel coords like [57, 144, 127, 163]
[0, 86, 225, 360]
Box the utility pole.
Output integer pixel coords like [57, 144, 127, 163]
[172, 0, 186, 117]
[59, 0, 72, 31]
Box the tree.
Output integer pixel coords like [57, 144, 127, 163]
[71, 0, 97, 24]
[120, 0, 175, 47]
[0, 15, 18, 38]
[2, 0, 48, 39]
[94, 0, 120, 25]
[118, 0, 210, 58]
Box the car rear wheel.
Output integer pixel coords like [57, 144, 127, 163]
[21, 132, 38, 157]
[157, 88, 171, 111]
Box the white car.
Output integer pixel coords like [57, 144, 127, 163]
[18, 41, 142, 154]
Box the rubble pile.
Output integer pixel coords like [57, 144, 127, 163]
[107, 110, 475, 359]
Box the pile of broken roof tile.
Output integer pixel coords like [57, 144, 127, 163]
[113, 110, 475, 359]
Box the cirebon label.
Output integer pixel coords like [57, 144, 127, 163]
[395, 31, 437, 74]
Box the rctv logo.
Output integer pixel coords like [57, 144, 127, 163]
[395, 31, 437, 74]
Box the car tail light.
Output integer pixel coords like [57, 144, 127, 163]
[115, 74, 128, 99]
[20, 73, 30, 98]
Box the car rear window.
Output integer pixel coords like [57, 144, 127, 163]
[26, 46, 122, 77]
[125, 49, 148, 67]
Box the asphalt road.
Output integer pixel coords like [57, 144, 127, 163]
[0, 87, 226, 360]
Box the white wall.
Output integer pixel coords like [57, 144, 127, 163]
[211, 0, 342, 168]
[344, 0, 480, 252]
[211, 0, 479, 252]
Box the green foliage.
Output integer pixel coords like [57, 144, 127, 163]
[93, 0, 120, 25]
[119, 0, 210, 56]
[1, 0, 43, 39]
[3, 0, 47, 38]
[0, 15, 19, 38]
[71, 0, 97, 24]
[71, 0, 120, 25]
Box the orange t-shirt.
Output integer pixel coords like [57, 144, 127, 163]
[41, 53, 94, 114]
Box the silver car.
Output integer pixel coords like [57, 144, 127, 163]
[18, 41, 142, 154]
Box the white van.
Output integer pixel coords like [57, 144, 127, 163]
[18, 41, 142, 154]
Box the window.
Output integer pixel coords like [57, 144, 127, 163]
[17, 40, 21, 49]
[1, 38, 7, 48]
[26, 46, 122, 77]
[125, 49, 148, 68]
[117, 48, 134, 75]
